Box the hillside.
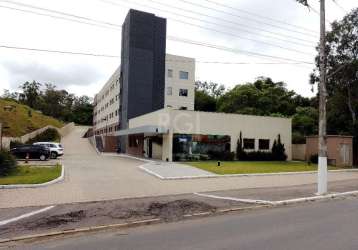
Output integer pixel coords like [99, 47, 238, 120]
[0, 99, 64, 137]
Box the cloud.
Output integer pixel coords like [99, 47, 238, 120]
[1, 59, 103, 91]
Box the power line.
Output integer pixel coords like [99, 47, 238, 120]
[0, 45, 120, 58]
[167, 36, 313, 65]
[202, 0, 318, 34]
[100, 0, 314, 55]
[0, 0, 120, 28]
[175, 0, 318, 38]
[0, 2, 314, 64]
[143, 0, 316, 46]
[0, 4, 121, 30]
[2, 0, 315, 55]
[332, 0, 348, 14]
[0, 44, 314, 67]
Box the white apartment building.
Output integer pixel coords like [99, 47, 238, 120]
[93, 54, 195, 136]
[93, 67, 121, 136]
[165, 54, 195, 111]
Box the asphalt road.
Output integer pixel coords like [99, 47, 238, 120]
[10, 197, 358, 250]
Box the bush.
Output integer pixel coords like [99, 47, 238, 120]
[208, 150, 235, 161]
[237, 151, 274, 161]
[0, 150, 17, 176]
[309, 154, 318, 164]
[26, 128, 61, 144]
[272, 134, 287, 161]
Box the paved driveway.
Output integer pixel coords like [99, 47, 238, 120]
[1, 126, 358, 208]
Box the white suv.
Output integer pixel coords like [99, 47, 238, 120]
[33, 142, 64, 159]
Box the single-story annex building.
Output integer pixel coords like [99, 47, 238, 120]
[118, 108, 292, 162]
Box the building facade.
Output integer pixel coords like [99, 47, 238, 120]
[92, 9, 292, 160]
[118, 108, 292, 161]
[93, 68, 120, 136]
[164, 54, 195, 111]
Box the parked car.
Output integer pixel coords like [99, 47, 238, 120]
[10, 145, 50, 161]
[33, 142, 64, 159]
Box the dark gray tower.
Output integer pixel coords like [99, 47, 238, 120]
[119, 9, 167, 152]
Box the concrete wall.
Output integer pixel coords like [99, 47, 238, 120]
[1, 123, 75, 150]
[129, 108, 292, 161]
[165, 54, 195, 110]
[306, 136, 353, 167]
[292, 144, 306, 161]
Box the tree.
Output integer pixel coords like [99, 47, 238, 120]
[311, 8, 358, 135]
[1, 89, 18, 101]
[217, 77, 300, 117]
[195, 90, 217, 112]
[20, 81, 41, 109]
[195, 81, 226, 98]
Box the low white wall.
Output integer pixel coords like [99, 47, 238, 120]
[1, 122, 75, 150]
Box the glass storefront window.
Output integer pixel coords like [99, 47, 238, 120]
[173, 134, 231, 161]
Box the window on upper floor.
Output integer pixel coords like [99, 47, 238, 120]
[179, 107, 188, 110]
[168, 69, 173, 78]
[167, 87, 173, 96]
[179, 71, 189, 80]
[179, 89, 188, 97]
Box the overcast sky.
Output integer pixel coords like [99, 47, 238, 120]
[0, 0, 357, 98]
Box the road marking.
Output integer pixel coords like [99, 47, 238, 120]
[0, 206, 55, 227]
[194, 192, 274, 205]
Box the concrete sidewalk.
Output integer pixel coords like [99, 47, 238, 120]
[139, 162, 217, 179]
[2, 126, 358, 209]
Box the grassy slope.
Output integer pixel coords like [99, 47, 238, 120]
[188, 161, 344, 175]
[0, 99, 64, 137]
[0, 165, 62, 185]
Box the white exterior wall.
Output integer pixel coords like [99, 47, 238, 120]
[129, 108, 292, 161]
[164, 54, 195, 111]
[93, 67, 121, 136]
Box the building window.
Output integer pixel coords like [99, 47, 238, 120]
[243, 139, 255, 150]
[179, 89, 188, 97]
[167, 87, 172, 96]
[179, 71, 189, 80]
[168, 69, 173, 78]
[259, 139, 270, 150]
[179, 107, 187, 110]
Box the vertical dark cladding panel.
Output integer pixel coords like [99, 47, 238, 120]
[119, 10, 166, 153]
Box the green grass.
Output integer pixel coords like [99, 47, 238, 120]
[0, 99, 64, 137]
[188, 161, 345, 175]
[0, 165, 62, 185]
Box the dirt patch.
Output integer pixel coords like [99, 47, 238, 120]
[108, 199, 216, 222]
[24, 210, 86, 229]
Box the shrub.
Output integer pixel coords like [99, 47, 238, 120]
[272, 134, 287, 161]
[26, 128, 61, 144]
[309, 154, 318, 164]
[0, 150, 17, 176]
[208, 150, 235, 161]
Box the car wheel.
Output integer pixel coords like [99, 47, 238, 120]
[51, 152, 58, 159]
[39, 154, 47, 161]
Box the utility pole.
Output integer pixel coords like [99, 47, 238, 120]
[318, 0, 328, 195]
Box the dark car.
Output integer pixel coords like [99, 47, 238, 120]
[10, 145, 51, 161]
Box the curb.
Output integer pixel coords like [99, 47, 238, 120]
[2, 190, 358, 245]
[139, 164, 358, 180]
[0, 205, 268, 245]
[0, 165, 65, 189]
